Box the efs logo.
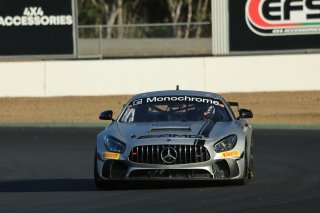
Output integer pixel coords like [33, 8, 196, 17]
[246, 0, 320, 36]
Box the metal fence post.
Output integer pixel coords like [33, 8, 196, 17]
[99, 25, 103, 59]
[211, 0, 229, 55]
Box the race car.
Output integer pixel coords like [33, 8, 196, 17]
[94, 89, 253, 188]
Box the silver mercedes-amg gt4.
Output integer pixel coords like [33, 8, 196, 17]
[94, 89, 253, 187]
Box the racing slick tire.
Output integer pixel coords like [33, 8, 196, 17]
[248, 139, 254, 179]
[232, 139, 253, 185]
[94, 150, 113, 189]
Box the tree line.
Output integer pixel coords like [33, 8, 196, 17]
[78, 0, 211, 38]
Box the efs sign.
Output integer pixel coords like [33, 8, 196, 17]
[246, 0, 320, 36]
[0, 0, 75, 56]
[229, 0, 320, 51]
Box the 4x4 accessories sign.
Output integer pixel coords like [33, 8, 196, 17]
[0, 0, 75, 56]
[0, 7, 73, 27]
[246, 0, 320, 36]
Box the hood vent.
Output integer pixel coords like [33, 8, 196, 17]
[149, 126, 191, 132]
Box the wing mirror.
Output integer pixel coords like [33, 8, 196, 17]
[99, 110, 115, 121]
[238, 109, 253, 119]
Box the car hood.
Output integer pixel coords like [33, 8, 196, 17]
[103, 121, 242, 144]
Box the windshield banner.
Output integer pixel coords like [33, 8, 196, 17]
[130, 96, 224, 107]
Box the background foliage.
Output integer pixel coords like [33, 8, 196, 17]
[78, 0, 211, 25]
[78, 0, 211, 38]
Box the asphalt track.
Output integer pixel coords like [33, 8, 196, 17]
[0, 127, 320, 213]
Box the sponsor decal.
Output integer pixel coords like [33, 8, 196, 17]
[0, 7, 73, 27]
[137, 134, 204, 139]
[133, 99, 143, 106]
[246, 0, 320, 36]
[130, 96, 224, 107]
[103, 152, 120, 160]
[221, 150, 241, 158]
[146, 96, 221, 105]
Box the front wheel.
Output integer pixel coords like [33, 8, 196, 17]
[248, 141, 254, 179]
[232, 141, 253, 185]
[94, 151, 118, 189]
[94, 151, 104, 189]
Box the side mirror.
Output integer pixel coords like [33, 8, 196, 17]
[99, 110, 114, 121]
[238, 109, 253, 119]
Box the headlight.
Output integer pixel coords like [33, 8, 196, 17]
[104, 136, 126, 153]
[214, 134, 237, 153]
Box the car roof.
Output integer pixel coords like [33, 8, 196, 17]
[129, 90, 224, 101]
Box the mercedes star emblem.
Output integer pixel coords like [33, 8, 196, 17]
[161, 147, 178, 164]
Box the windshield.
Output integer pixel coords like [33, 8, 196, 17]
[119, 96, 232, 123]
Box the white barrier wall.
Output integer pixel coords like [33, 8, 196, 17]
[1, 54, 319, 97]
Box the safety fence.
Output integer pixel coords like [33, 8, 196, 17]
[77, 22, 212, 58]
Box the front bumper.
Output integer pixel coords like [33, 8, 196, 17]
[96, 151, 245, 181]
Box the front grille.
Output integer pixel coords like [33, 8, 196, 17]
[129, 145, 210, 164]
